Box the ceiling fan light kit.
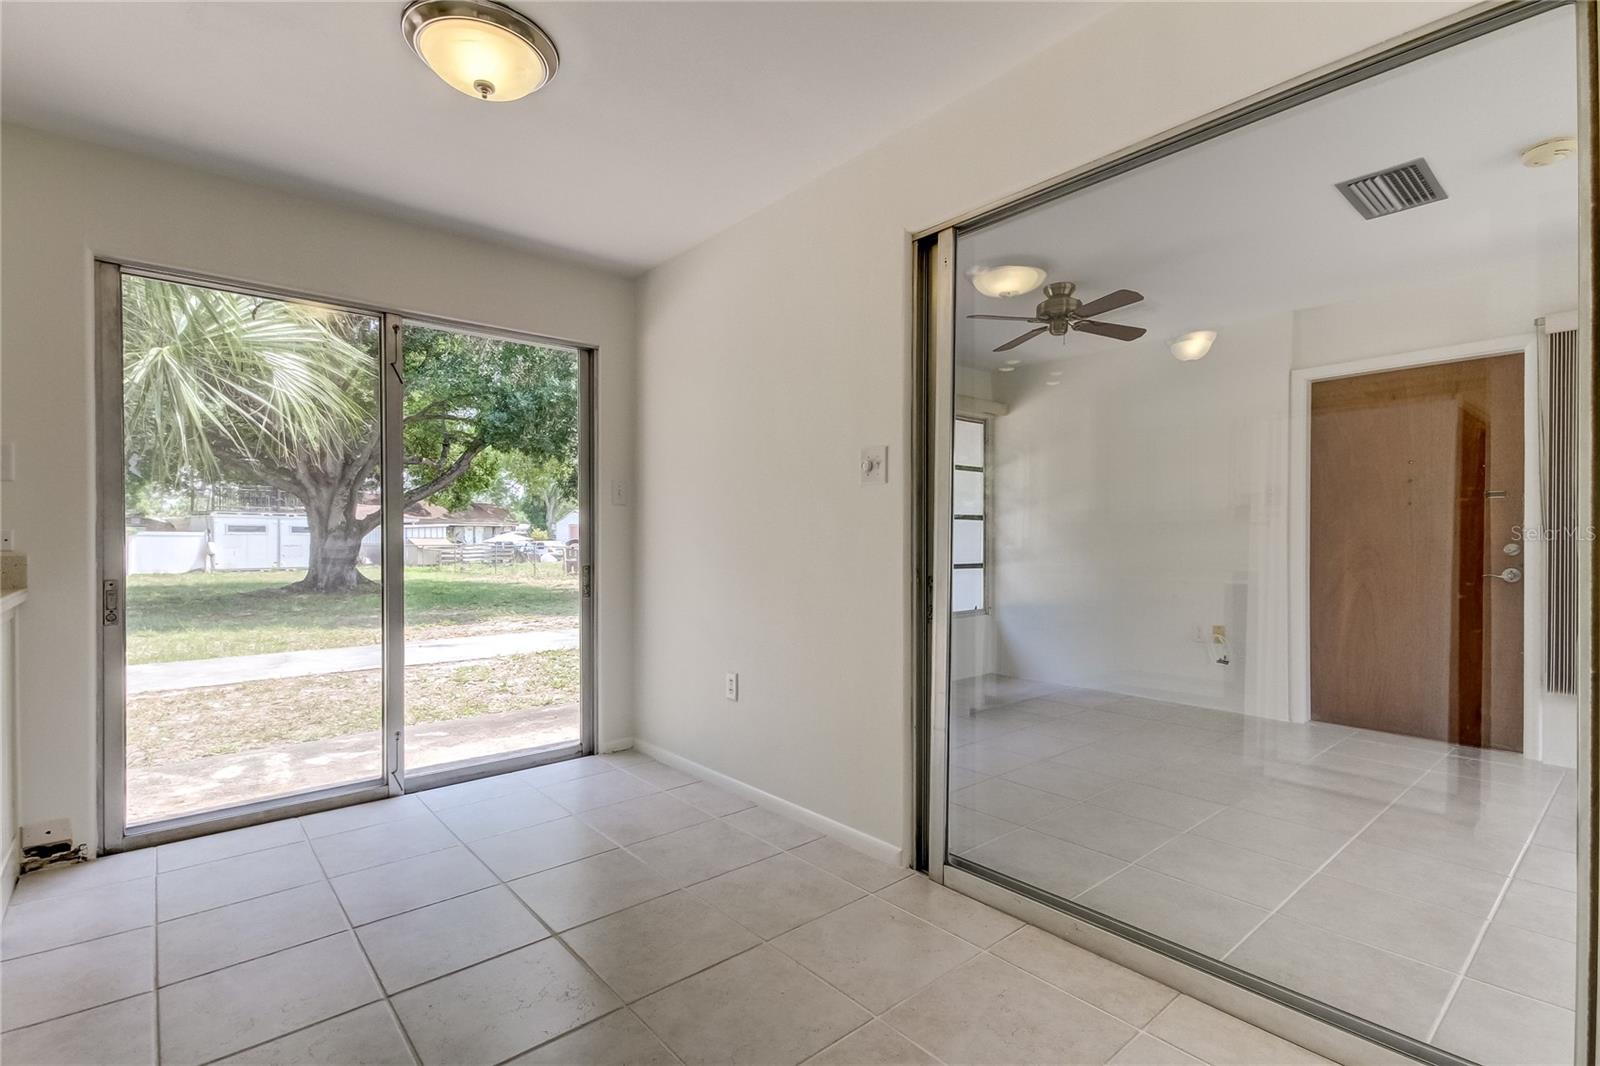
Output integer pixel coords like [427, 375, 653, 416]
[970, 265, 1048, 299]
[402, 0, 560, 102]
[1170, 329, 1217, 361]
[967, 281, 1148, 352]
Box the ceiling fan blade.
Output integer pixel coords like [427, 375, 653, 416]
[1072, 319, 1147, 342]
[967, 314, 1038, 321]
[1073, 289, 1144, 319]
[994, 326, 1048, 352]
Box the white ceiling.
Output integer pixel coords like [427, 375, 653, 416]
[0, 1, 1107, 273]
[957, 7, 1581, 369]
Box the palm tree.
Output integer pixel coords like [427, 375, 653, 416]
[121, 275, 579, 592]
[123, 275, 381, 591]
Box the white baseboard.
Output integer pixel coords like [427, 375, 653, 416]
[1, 832, 18, 916]
[599, 736, 635, 755]
[631, 739, 905, 868]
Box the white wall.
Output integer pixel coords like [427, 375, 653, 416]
[986, 313, 1295, 715]
[633, 2, 1468, 857]
[0, 125, 638, 853]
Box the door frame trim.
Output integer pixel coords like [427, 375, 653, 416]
[94, 257, 597, 851]
[1288, 335, 1549, 758]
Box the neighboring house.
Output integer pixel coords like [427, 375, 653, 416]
[553, 509, 580, 544]
[444, 502, 519, 544]
[125, 496, 523, 573]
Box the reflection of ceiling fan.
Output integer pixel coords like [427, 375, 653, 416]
[968, 282, 1147, 352]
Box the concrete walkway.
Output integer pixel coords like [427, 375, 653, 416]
[128, 627, 580, 694]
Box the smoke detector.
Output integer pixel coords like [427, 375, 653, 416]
[1522, 137, 1577, 168]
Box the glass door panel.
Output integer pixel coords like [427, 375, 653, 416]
[117, 271, 385, 826]
[399, 321, 583, 776]
[939, 7, 1584, 1064]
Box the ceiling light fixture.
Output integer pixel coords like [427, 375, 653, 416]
[1170, 330, 1216, 362]
[402, 0, 560, 102]
[970, 265, 1048, 299]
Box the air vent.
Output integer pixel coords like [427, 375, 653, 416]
[1335, 158, 1447, 219]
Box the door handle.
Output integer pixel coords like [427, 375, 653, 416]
[1483, 567, 1522, 584]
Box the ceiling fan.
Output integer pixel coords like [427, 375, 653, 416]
[969, 282, 1147, 352]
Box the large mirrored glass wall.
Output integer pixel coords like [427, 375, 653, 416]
[939, 8, 1587, 1063]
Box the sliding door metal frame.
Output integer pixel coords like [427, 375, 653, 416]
[94, 258, 597, 850]
[913, 2, 1595, 1063]
[1575, 4, 1598, 1062]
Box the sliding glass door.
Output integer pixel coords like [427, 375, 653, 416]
[97, 263, 593, 846]
[399, 320, 585, 777]
[922, 5, 1591, 1065]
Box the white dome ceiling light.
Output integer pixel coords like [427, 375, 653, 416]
[402, 0, 560, 102]
[970, 265, 1048, 299]
[1170, 330, 1217, 362]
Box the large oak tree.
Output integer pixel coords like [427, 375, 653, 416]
[122, 275, 577, 592]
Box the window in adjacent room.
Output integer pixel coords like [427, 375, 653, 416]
[952, 415, 987, 613]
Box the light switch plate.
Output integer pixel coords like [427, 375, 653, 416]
[860, 446, 888, 485]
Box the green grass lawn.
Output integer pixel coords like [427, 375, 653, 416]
[126, 563, 579, 664]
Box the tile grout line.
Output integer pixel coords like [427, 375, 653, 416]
[1421, 771, 1567, 1044]
[288, 813, 424, 1066]
[413, 760, 806, 1061]
[15, 757, 821, 1062]
[152, 843, 164, 1064]
[1216, 749, 1449, 962]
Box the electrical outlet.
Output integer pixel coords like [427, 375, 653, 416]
[610, 479, 628, 506]
[724, 672, 739, 701]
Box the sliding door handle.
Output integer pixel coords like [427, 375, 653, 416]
[1483, 567, 1522, 584]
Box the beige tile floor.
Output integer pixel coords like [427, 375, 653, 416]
[1, 751, 1330, 1066]
[948, 676, 1579, 1066]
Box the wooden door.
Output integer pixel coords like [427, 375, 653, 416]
[1309, 354, 1523, 751]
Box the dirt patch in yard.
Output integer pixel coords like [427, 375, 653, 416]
[127, 649, 578, 765]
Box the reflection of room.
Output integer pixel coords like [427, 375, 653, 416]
[947, 9, 1581, 1063]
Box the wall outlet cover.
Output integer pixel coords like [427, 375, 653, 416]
[724, 671, 739, 701]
